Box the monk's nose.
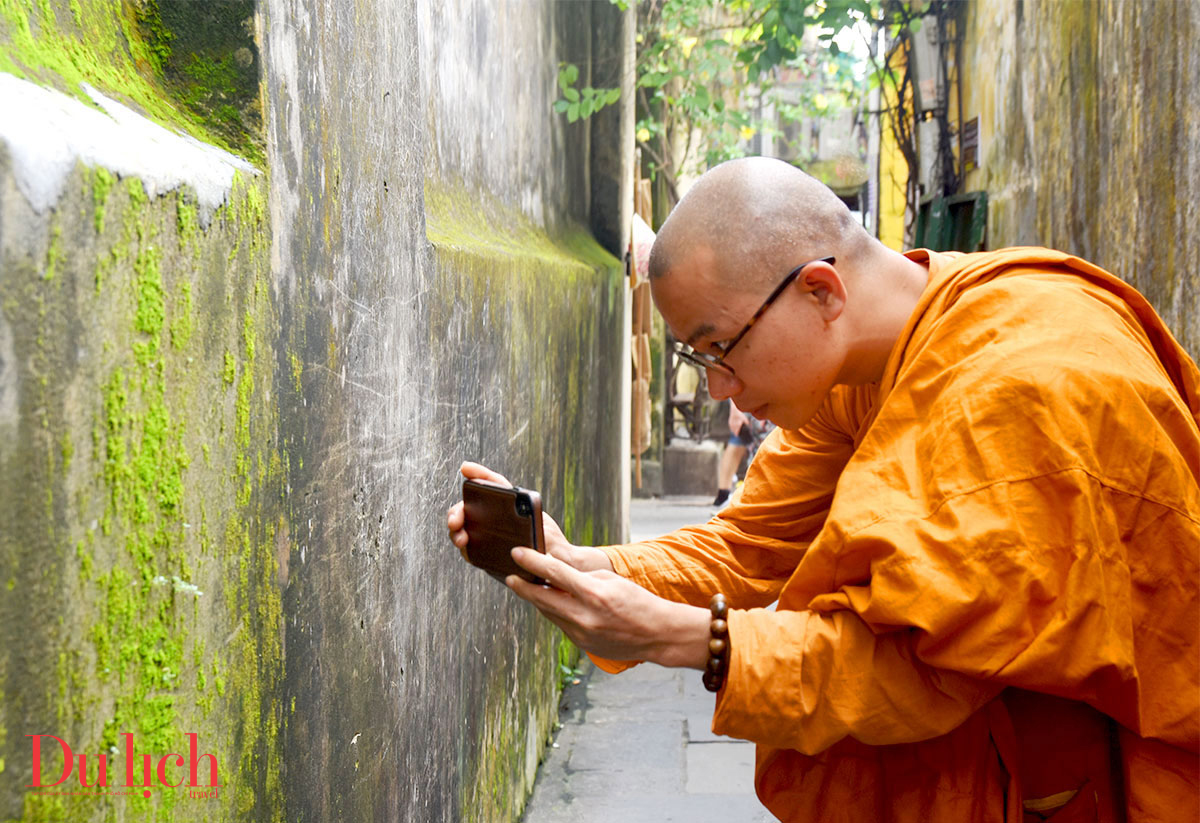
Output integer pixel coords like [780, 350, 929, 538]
[706, 367, 742, 401]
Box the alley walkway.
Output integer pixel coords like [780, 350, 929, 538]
[521, 497, 777, 822]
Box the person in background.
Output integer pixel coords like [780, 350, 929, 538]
[713, 401, 749, 507]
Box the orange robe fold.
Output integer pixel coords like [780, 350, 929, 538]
[595, 248, 1200, 822]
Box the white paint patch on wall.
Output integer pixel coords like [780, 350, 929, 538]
[0, 72, 257, 225]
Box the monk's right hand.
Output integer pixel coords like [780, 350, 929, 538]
[447, 461, 614, 574]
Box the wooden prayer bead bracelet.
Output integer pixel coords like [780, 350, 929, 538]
[702, 593, 729, 693]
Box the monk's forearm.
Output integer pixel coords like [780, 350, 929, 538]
[646, 601, 711, 670]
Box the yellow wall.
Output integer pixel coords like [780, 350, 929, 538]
[876, 44, 909, 252]
[954, 0, 1196, 352]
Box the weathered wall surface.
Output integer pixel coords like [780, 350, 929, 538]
[959, 0, 1198, 354]
[265, 1, 627, 819]
[1, 0, 630, 821]
[0, 132, 284, 823]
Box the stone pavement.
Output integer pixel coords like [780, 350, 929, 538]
[521, 497, 778, 823]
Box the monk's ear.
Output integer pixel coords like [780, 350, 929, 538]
[798, 259, 846, 322]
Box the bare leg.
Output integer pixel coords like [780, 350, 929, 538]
[714, 443, 748, 505]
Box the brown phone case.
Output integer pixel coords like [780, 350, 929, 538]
[461, 479, 547, 585]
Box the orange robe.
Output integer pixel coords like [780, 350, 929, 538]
[596, 248, 1200, 822]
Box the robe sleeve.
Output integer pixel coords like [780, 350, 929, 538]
[586, 386, 869, 674]
[711, 607, 1002, 754]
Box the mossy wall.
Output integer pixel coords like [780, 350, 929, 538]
[0, 152, 284, 823]
[2, 0, 628, 822]
[264, 0, 626, 822]
[958, 0, 1198, 355]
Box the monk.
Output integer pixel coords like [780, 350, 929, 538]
[447, 157, 1200, 822]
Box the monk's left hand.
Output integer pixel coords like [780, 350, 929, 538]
[506, 547, 710, 670]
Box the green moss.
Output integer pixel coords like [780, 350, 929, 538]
[91, 166, 115, 234]
[425, 181, 619, 274]
[24, 169, 270, 822]
[0, 0, 263, 166]
[122, 177, 149, 253]
[75, 539, 93, 580]
[289, 350, 303, 393]
[176, 194, 198, 250]
[136, 0, 264, 166]
[556, 635, 581, 689]
[555, 224, 624, 270]
[106, 175, 275, 818]
[561, 458, 577, 541]
[59, 430, 73, 470]
[44, 220, 63, 280]
[126, 174, 148, 208]
[131, 0, 173, 76]
[170, 279, 193, 349]
[133, 244, 164, 335]
[460, 621, 564, 823]
[234, 311, 256, 507]
[242, 308, 256, 360]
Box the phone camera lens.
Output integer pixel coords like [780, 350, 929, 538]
[516, 496, 532, 517]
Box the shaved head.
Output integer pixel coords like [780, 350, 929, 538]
[646, 156, 932, 419]
[649, 157, 873, 289]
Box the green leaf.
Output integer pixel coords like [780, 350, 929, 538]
[563, 86, 580, 102]
[783, 8, 807, 36]
[909, 17, 923, 33]
[567, 101, 580, 122]
[564, 63, 579, 85]
[605, 88, 621, 105]
[764, 37, 782, 67]
[554, 99, 570, 113]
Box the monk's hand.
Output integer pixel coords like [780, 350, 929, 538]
[446, 461, 613, 573]
[506, 547, 710, 669]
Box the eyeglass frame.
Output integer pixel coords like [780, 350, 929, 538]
[672, 256, 836, 377]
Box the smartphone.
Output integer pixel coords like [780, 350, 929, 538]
[461, 479, 547, 585]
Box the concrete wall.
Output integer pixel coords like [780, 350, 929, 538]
[957, 0, 1198, 355]
[0, 1, 631, 821]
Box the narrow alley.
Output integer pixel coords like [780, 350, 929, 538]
[522, 497, 776, 823]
